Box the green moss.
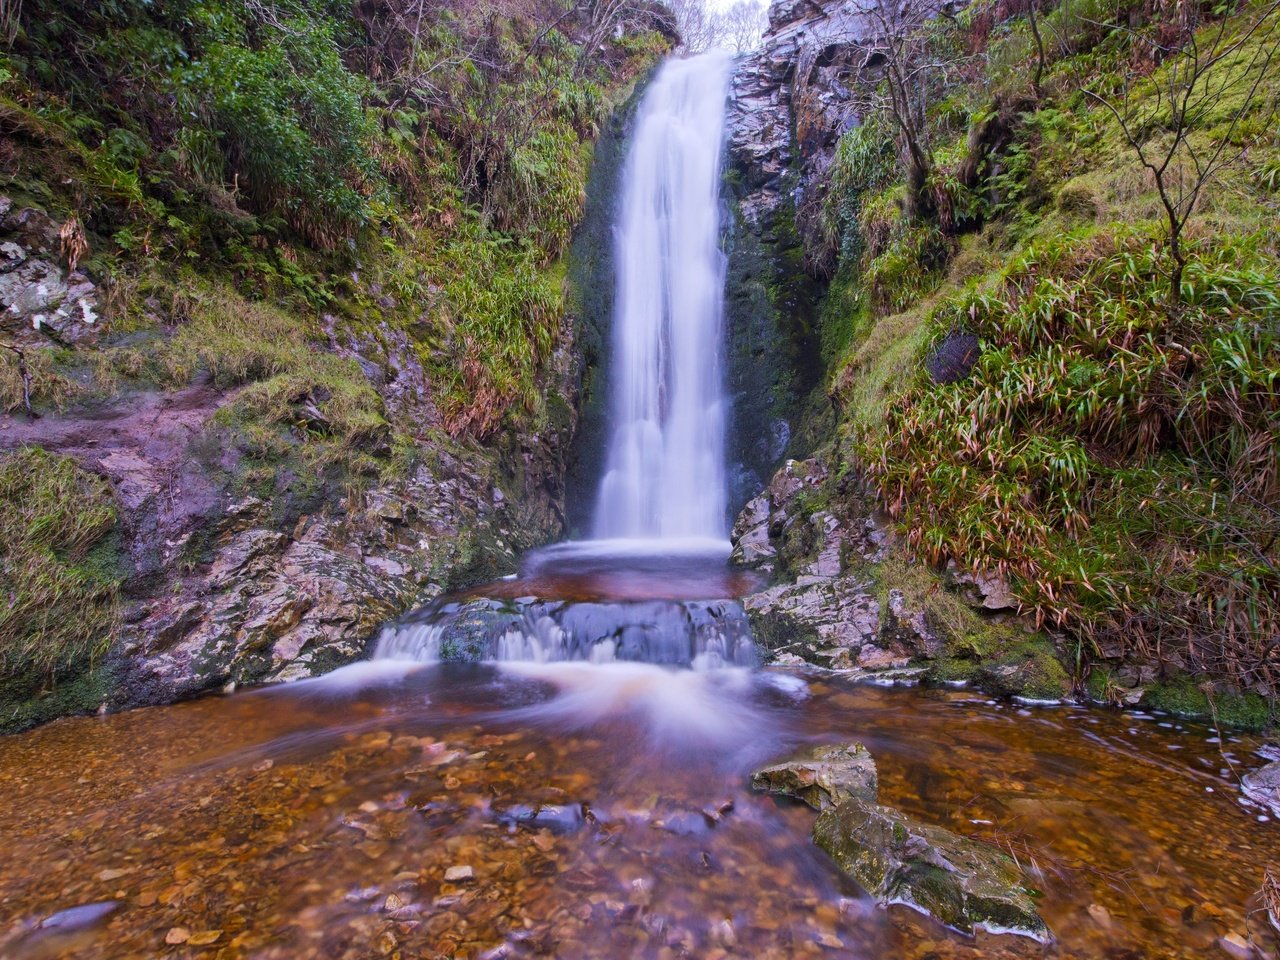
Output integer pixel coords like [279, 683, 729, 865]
[0, 659, 117, 734]
[927, 629, 1071, 701]
[1142, 675, 1273, 732]
[928, 657, 980, 685]
[0, 448, 122, 681]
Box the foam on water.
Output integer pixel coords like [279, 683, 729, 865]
[497, 661, 777, 748]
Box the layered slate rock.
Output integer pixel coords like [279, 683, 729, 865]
[813, 797, 1051, 941]
[727, 0, 867, 225]
[751, 742, 878, 811]
[1243, 760, 1280, 817]
[734, 458, 938, 670]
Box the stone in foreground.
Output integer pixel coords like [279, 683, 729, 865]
[813, 797, 1050, 942]
[1243, 759, 1280, 817]
[751, 743, 878, 811]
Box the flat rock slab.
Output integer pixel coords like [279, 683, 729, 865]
[751, 742, 878, 811]
[494, 803, 585, 834]
[813, 796, 1050, 942]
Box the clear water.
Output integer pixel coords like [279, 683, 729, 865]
[2, 666, 1276, 959]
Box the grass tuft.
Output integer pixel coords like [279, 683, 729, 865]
[0, 448, 121, 680]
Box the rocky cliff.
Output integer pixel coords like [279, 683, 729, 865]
[0, 198, 577, 731]
[721, 0, 1279, 727]
[719, 0, 876, 511]
[0, 0, 671, 732]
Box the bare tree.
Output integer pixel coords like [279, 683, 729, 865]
[718, 0, 768, 53]
[668, 0, 717, 51]
[1026, 0, 1046, 100]
[848, 0, 953, 221]
[0, 0, 20, 46]
[666, 0, 765, 53]
[1083, 0, 1280, 306]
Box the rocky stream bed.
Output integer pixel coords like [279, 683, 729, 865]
[1, 663, 1277, 959]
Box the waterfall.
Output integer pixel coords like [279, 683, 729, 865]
[593, 52, 734, 542]
[373, 54, 748, 666]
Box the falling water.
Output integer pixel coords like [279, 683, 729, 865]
[373, 54, 742, 665]
[593, 52, 734, 541]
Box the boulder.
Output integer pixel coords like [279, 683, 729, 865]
[1243, 760, 1280, 817]
[813, 797, 1050, 942]
[751, 742, 878, 810]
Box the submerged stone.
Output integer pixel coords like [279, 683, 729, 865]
[495, 803, 586, 834]
[812, 797, 1050, 942]
[751, 742, 878, 811]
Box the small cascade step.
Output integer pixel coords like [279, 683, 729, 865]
[374, 595, 757, 668]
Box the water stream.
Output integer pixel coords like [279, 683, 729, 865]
[1, 667, 1277, 958]
[1, 52, 1277, 960]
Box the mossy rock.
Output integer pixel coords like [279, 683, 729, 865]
[434, 601, 524, 662]
[0, 660, 117, 734]
[973, 637, 1073, 701]
[1141, 675, 1273, 732]
[813, 796, 1050, 942]
[926, 630, 1071, 701]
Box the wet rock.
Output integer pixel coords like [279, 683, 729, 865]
[813, 796, 1050, 942]
[925, 333, 981, 385]
[207, 529, 287, 587]
[751, 742, 878, 811]
[495, 803, 585, 834]
[1243, 760, 1280, 817]
[731, 492, 776, 567]
[744, 574, 880, 667]
[656, 810, 713, 837]
[1, 899, 123, 957]
[0, 204, 101, 346]
[379, 597, 757, 668]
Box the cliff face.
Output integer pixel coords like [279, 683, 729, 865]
[728, 0, 865, 227]
[722, 0, 1280, 724]
[720, 0, 867, 512]
[0, 197, 577, 731]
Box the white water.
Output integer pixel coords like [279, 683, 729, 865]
[372, 54, 741, 666]
[593, 52, 734, 540]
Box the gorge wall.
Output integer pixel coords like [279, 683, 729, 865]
[720, 0, 1279, 727]
[0, 0, 675, 731]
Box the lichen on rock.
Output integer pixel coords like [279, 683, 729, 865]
[812, 795, 1051, 942]
[751, 742, 878, 810]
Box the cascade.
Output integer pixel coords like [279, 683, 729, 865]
[375, 53, 745, 666]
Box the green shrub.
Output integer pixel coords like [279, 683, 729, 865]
[858, 226, 1280, 687]
[864, 223, 952, 315]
